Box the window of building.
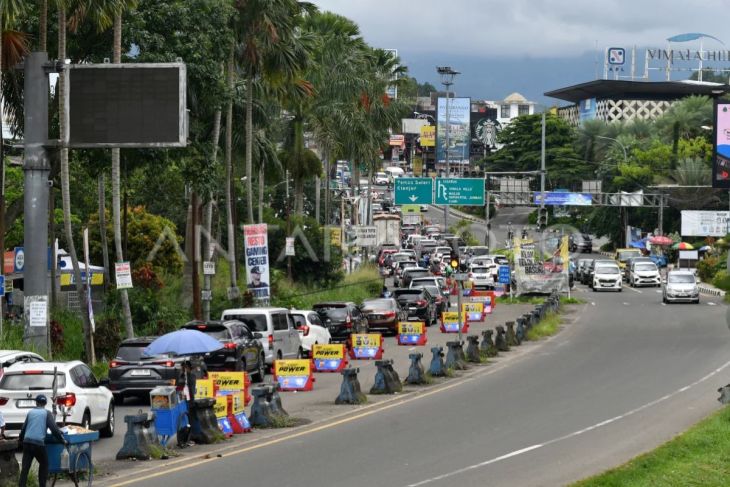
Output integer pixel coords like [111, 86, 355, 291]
[518, 104, 530, 116]
[500, 104, 511, 118]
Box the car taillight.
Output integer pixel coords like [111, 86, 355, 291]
[154, 360, 175, 367]
[300, 325, 310, 336]
[416, 300, 427, 307]
[57, 393, 76, 408]
[22, 371, 43, 375]
[268, 334, 274, 347]
[224, 342, 237, 350]
[383, 311, 396, 318]
[0, 397, 8, 406]
[197, 325, 207, 330]
[110, 361, 120, 368]
[345, 315, 353, 328]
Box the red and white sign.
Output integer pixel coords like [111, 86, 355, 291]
[115, 262, 133, 289]
[389, 134, 405, 146]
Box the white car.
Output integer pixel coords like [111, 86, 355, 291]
[592, 264, 622, 292]
[468, 266, 494, 288]
[373, 172, 389, 185]
[629, 262, 661, 287]
[663, 270, 700, 304]
[469, 256, 499, 279]
[0, 361, 115, 438]
[0, 350, 45, 379]
[290, 310, 332, 355]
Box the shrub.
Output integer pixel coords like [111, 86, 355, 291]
[712, 269, 730, 291]
[697, 256, 721, 282]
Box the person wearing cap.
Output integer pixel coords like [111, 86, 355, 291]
[18, 395, 67, 487]
[247, 266, 268, 289]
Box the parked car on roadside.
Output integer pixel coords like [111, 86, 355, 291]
[312, 302, 369, 342]
[0, 361, 115, 438]
[289, 310, 332, 356]
[183, 321, 265, 380]
[360, 298, 407, 335]
[663, 270, 700, 304]
[220, 308, 303, 369]
[576, 259, 592, 283]
[392, 288, 438, 326]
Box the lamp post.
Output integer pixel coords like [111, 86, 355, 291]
[596, 135, 630, 245]
[437, 66, 459, 231]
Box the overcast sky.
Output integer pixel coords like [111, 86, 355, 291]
[313, 0, 729, 103]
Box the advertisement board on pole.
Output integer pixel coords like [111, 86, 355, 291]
[285, 237, 295, 256]
[533, 192, 593, 206]
[355, 226, 378, 247]
[244, 224, 270, 300]
[420, 125, 435, 147]
[713, 101, 730, 188]
[436, 97, 471, 164]
[680, 210, 730, 237]
[115, 262, 133, 289]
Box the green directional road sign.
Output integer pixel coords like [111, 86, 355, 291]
[394, 178, 434, 205]
[435, 178, 485, 205]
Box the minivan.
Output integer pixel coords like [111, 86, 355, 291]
[220, 307, 303, 369]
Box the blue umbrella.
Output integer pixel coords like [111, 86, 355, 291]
[699, 245, 712, 252]
[142, 329, 223, 357]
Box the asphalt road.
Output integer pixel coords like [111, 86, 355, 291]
[102, 272, 730, 487]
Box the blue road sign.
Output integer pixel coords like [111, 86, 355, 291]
[498, 265, 511, 284]
[13, 247, 24, 273]
[394, 178, 434, 205]
[0, 275, 5, 296]
[435, 178, 485, 205]
[533, 192, 592, 206]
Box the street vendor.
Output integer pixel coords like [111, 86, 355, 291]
[176, 359, 198, 447]
[18, 395, 68, 487]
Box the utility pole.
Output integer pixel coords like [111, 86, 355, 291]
[438, 66, 459, 231]
[23, 53, 52, 354]
[540, 112, 546, 234]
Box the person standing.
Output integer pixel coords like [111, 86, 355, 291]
[18, 395, 67, 487]
[176, 360, 197, 447]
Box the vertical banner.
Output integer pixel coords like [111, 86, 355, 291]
[436, 97, 471, 165]
[243, 224, 270, 300]
[713, 101, 730, 188]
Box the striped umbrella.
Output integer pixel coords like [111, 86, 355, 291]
[671, 242, 694, 250]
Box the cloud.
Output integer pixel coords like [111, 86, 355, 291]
[313, 0, 729, 58]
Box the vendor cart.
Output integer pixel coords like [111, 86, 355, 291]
[46, 430, 100, 487]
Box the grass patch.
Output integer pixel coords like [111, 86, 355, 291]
[418, 373, 436, 385]
[444, 367, 456, 378]
[272, 265, 383, 309]
[497, 295, 546, 305]
[570, 405, 730, 487]
[148, 443, 179, 460]
[526, 311, 562, 340]
[561, 296, 586, 305]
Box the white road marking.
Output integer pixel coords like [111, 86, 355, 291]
[591, 302, 596, 306]
[623, 302, 630, 306]
[708, 302, 716, 306]
[623, 285, 642, 294]
[406, 359, 730, 487]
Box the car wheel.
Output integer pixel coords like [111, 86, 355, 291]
[618, 287, 622, 292]
[233, 355, 244, 372]
[80, 410, 91, 430]
[100, 402, 115, 438]
[694, 299, 700, 304]
[253, 355, 265, 382]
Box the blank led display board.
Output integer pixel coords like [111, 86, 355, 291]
[64, 63, 187, 148]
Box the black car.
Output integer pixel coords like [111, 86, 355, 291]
[312, 302, 369, 342]
[392, 288, 438, 326]
[401, 267, 431, 288]
[108, 337, 195, 403]
[569, 233, 593, 253]
[181, 320, 265, 381]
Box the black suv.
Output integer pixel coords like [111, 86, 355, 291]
[181, 321, 265, 381]
[108, 337, 193, 403]
[569, 233, 593, 253]
[392, 288, 438, 326]
[312, 302, 369, 342]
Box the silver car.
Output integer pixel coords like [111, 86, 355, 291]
[663, 270, 700, 304]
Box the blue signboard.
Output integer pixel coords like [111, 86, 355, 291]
[394, 178, 434, 205]
[13, 247, 24, 273]
[435, 178, 485, 205]
[533, 192, 593, 206]
[0, 275, 5, 297]
[498, 265, 511, 284]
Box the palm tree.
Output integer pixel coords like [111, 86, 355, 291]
[656, 95, 712, 169]
[224, 49, 237, 292]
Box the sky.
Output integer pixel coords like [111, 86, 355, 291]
[312, 0, 730, 105]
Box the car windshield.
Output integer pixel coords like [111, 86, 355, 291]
[668, 274, 695, 283]
[392, 254, 412, 262]
[636, 264, 657, 272]
[221, 314, 268, 333]
[406, 270, 430, 278]
[188, 325, 230, 340]
[116, 345, 169, 361]
[618, 251, 640, 262]
[362, 299, 394, 310]
[314, 306, 349, 319]
[0, 373, 66, 390]
[472, 267, 489, 273]
[494, 257, 508, 265]
[596, 266, 620, 274]
[469, 248, 490, 256]
[393, 290, 423, 299]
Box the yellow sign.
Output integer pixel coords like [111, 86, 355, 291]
[329, 227, 342, 247]
[232, 392, 245, 414]
[312, 344, 345, 359]
[351, 333, 382, 348]
[209, 371, 245, 392]
[60, 272, 104, 287]
[214, 395, 228, 418]
[462, 302, 484, 314]
[413, 157, 423, 177]
[196, 378, 214, 398]
[275, 359, 311, 377]
[420, 125, 435, 147]
[442, 311, 466, 322]
[398, 322, 424, 335]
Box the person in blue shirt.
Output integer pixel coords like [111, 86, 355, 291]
[18, 395, 67, 487]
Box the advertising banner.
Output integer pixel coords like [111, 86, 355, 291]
[349, 333, 384, 360]
[209, 371, 245, 393]
[462, 302, 484, 321]
[713, 101, 730, 188]
[466, 290, 494, 313]
[244, 224, 270, 300]
[513, 238, 568, 295]
[196, 378, 214, 398]
[420, 125, 435, 147]
[312, 344, 348, 372]
[115, 262, 133, 289]
[680, 210, 730, 236]
[389, 134, 405, 146]
[355, 226, 378, 247]
[579, 98, 597, 124]
[274, 359, 314, 391]
[397, 321, 427, 346]
[436, 97, 471, 164]
[533, 192, 593, 206]
[440, 311, 468, 333]
[214, 396, 234, 436]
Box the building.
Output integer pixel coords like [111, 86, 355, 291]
[545, 79, 729, 126]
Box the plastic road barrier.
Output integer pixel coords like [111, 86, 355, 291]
[348, 333, 384, 360]
[440, 311, 469, 334]
[312, 343, 348, 372]
[397, 321, 427, 346]
[273, 359, 315, 391]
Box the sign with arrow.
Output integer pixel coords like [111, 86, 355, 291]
[394, 178, 434, 205]
[434, 178, 485, 206]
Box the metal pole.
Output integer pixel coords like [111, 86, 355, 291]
[484, 189, 490, 248]
[23, 52, 51, 354]
[658, 193, 664, 235]
[540, 113, 546, 234]
[443, 87, 451, 231]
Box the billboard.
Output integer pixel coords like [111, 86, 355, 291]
[420, 125, 435, 147]
[534, 192, 593, 206]
[243, 224, 270, 300]
[578, 98, 597, 124]
[681, 210, 730, 236]
[436, 97, 470, 164]
[713, 101, 730, 188]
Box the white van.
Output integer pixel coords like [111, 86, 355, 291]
[221, 307, 303, 368]
[384, 166, 404, 183]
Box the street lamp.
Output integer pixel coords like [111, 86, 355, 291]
[437, 66, 459, 231]
[596, 135, 628, 163]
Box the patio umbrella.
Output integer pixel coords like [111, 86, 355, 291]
[142, 329, 223, 357]
[699, 245, 712, 252]
[649, 235, 673, 246]
[671, 242, 694, 250]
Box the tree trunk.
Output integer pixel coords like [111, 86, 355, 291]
[98, 174, 110, 291]
[191, 191, 201, 320]
[202, 106, 222, 320]
[182, 192, 194, 309]
[112, 12, 134, 339]
[258, 163, 264, 223]
[225, 51, 237, 291]
[39, 0, 48, 51]
[315, 175, 320, 224]
[58, 7, 93, 361]
[245, 76, 254, 224]
[324, 152, 330, 225]
[352, 160, 360, 225]
[295, 179, 304, 215]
